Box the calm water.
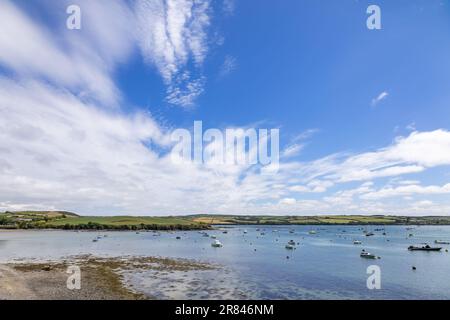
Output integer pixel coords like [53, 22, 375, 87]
[1, 225, 450, 299]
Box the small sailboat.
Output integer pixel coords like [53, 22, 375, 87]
[211, 239, 223, 248]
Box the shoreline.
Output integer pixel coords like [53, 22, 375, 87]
[0, 255, 215, 300]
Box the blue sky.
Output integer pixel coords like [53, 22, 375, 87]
[1, 0, 450, 215]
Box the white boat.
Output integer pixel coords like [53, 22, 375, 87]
[360, 250, 378, 259]
[435, 240, 450, 245]
[211, 240, 223, 248]
[308, 230, 317, 235]
[285, 244, 295, 250]
[211, 235, 217, 239]
[243, 230, 248, 234]
[288, 240, 296, 245]
[353, 240, 362, 245]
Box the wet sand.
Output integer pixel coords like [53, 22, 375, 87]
[0, 255, 215, 300]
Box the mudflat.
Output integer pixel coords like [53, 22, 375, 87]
[0, 255, 214, 300]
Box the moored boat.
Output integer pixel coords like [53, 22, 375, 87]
[211, 239, 223, 248]
[360, 250, 378, 259]
[408, 245, 442, 251]
[435, 240, 450, 245]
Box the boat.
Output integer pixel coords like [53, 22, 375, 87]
[365, 232, 374, 237]
[243, 230, 248, 234]
[176, 236, 181, 240]
[222, 231, 228, 234]
[92, 239, 98, 242]
[360, 250, 377, 259]
[353, 240, 362, 245]
[288, 240, 296, 245]
[289, 230, 295, 234]
[211, 240, 223, 248]
[408, 245, 442, 251]
[308, 230, 317, 235]
[434, 240, 450, 245]
[285, 244, 295, 250]
[211, 235, 217, 239]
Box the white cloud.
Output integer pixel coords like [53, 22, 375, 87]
[279, 198, 296, 205]
[0, 0, 138, 106]
[360, 183, 450, 200]
[371, 91, 389, 107]
[1, 2, 450, 216]
[281, 144, 304, 158]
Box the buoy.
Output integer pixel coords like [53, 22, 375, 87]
[412, 266, 416, 270]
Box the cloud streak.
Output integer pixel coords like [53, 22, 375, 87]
[371, 91, 389, 107]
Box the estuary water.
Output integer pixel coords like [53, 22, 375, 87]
[1, 225, 450, 299]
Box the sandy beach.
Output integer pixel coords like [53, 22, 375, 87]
[0, 255, 214, 300]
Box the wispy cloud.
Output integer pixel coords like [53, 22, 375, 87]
[223, 0, 235, 16]
[135, 0, 211, 107]
[0, 0, 132, 106]
[219, 55, 237, 78]
[371, 91, 389, 107]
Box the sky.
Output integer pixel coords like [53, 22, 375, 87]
[1, 0, 450, 216]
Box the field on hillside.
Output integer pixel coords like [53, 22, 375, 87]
[189, 215, 450, 225]
[47, 216, 200, 227]
[0, 212, 208, 230]
[3, 212, 450, 230]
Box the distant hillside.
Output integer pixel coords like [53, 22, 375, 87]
[188, 214, 450, 225]
[0, 211, 208, 230]
[2, 212, 450, 230]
